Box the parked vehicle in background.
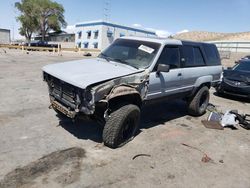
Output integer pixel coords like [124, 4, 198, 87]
[216, 59, 250, 99]
[25, 40, 59, 48]
[42, 36, 222, 148]
[242, 55, 250, 60]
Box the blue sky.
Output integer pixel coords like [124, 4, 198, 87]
[1, 0, 250, 39]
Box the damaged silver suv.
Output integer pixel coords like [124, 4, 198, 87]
[43, 36, 222, 148]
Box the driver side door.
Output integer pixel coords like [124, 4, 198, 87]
[146, 45, 183, 100]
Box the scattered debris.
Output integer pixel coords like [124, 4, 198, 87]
[201, 120, 224, 130]
[230, 111, 250, 130]
[207, 111, 222, 122]
[181, 143, 214, 163]
[207, 103, 220, 113]
[221, 110, 238, 127]
[132, 154, 151, 160]
[201, 155, 212, 163]
[203, 106, 250, 130]
[83, 52, 92, 56]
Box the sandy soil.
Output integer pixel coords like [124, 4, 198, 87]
[0, 49, 249, 188]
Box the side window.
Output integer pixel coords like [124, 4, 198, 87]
[203, 44, 220, 65]
[182, 46, 194, 67]
[193, 47, 205, 65]
[156, 46, 180, 70]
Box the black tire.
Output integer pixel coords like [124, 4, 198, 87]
[188, 86, 210, 116]
[103, 104, 140, 148]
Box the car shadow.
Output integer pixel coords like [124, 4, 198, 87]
[58, 116, 103, 143]
[58, 99, 189, 143]
[213, 92, 250, 103]
[140, 99, 188, 128]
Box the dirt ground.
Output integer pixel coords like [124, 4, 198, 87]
[0, 49, 249, 188]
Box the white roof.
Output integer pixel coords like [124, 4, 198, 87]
[75, 20, 156, 34]
[121, 36, 182, 45]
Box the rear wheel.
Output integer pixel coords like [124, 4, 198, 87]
[188, 86, 210, 116]
[103, 104, 140, 148]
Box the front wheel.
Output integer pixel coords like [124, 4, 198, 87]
[188, 86, 210, 116]
[102, 104, 140, 148]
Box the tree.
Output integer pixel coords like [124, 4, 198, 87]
[34, 0, 67, 41]
[15, 0, 39, 43]
[15, 0, 67, 42]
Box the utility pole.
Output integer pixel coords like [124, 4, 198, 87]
[103, 0, 111, 21]
[12, 24, 15, 42]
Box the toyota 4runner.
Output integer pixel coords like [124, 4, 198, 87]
[43, 36, 222, 148]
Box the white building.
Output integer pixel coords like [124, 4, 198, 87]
[75, 20, 156, 50]
[0, 28, 10, 44]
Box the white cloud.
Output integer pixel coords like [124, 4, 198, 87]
[176, 29, 189, 35]
[64, 25, 76, 33]
[155, 30, 172, 38]
[146, 27, 172, 38]
[133, 23, 142, 28]
[133, 23, 172, 38]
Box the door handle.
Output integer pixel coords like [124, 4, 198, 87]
[177, 73, 182, 76]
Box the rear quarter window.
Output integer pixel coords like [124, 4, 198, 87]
[202, 44, 221, 65]
[182, 46, 205, 67]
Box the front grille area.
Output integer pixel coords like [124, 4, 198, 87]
[44, 73, 79, 107]
[224, 78, 248, 87]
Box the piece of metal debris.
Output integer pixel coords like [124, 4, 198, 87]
[201, 120, 224, 130]
[181, 143, 214, 163]
[201, 154, 212, 163]
[132, 154, 151, 160]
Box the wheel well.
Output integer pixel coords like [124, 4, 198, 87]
[108, 94, 142, 110]
[199, 82, 211, 89]
[188, 82, 211, 100]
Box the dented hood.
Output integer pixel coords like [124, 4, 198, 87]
[42, 58, 142, 89]
[224, 70, 250, 83]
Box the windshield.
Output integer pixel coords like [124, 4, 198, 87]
[233, 61, 250, 72]
[98, 39, 161, 69]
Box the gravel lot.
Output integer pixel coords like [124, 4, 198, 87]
[0, 49, 249, 188]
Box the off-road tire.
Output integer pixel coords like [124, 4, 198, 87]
[103, 104, 140, 148]
[188, 86, 210, 116]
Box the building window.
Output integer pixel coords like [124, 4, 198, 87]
[93, 42, 98, 49]
[78, 31, 82, 39]
[83, 42, 89, 48]
[107, 30, 113, 37]
[77, 42, 81, 48]
[87, 31, 91, 39]
[94, 30, 99, 39]
[120, 33, 125, 37]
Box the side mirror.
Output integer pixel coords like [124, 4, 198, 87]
[157, 64, 170, 74]
[227, 67, 232, 70]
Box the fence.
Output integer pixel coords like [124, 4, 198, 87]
[211, 41, 250, 53]
[0, 44, 101, 54]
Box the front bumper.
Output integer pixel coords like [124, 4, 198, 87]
[220, 80, 250, 98]
[50, 99, 77, 118]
